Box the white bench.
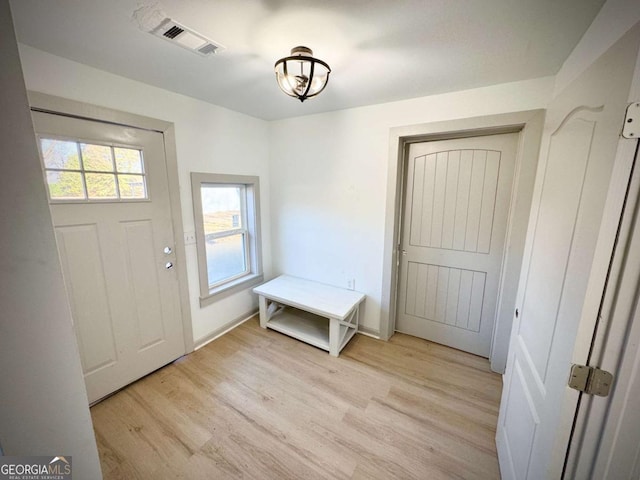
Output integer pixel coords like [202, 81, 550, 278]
[253, 275, 366, 356]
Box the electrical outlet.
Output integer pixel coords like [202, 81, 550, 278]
[184, 231, 196, 245]
[347, 279, 355, 290]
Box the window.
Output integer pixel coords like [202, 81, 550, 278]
[191, 173, 263, 305]
[39, 138, 148, 202]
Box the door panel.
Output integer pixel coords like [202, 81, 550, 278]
[502, 358, 538, 477]
[32, 111, 185, 403]
[496, 24, 640, 480]
[122, 220, 167, 350]
[56, 223, 118, 374]
[519, 115, 596, 378]
[397, 133, 518, 356]
[404, 263, 486, 330]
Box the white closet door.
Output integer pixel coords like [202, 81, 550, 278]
[396, 133, 518, 357]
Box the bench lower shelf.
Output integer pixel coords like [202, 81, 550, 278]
[265, 306, 357, 356]
[267, 307, 330, 351]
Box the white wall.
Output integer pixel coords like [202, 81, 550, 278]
[17, 36, 555, 344]
[269, 76, 554, 334]
[0, 1, 102, 477]
[18, 45, 271, 344]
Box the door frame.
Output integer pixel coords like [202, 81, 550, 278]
[380, 110, 545, 372]
[28, 91, 194, 354]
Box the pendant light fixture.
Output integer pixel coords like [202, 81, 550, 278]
[274, 46, 331, 102]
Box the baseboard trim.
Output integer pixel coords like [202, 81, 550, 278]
[357, 325, 382, 339]
[194, 309, 259, 350]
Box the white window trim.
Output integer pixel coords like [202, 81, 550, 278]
[191, 172, 263, 306]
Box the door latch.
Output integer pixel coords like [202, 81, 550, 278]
[568, 364, 613, 397]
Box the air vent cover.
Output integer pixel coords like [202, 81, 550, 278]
[151, 18, 225, 57]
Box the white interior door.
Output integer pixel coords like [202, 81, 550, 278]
[396, 133, 518, 357]
[32, 111, 186, 403]
[496, 25, 640, 480]
[585, 154, 640, 479]
[563, 130, 640, 478]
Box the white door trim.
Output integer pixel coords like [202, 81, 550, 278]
[380, 110, 545, 372]
[28, 91, 194, 354]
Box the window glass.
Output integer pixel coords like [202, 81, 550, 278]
[114, 147, 143, 173]
[205, 233, 247, 286]
[85, 173, 118, 199]
[200, 185, 247, 287]
[81, 143, 113, 171]
[40, 138, 148, 202]
[46, 170, 85, 199]
[118, 174, 146, 199]
[201, 186, 243, 233]
[41, 139, 80, 170]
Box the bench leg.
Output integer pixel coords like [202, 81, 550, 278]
[329, 318, 340, 357]
[258, 295, 268, 329]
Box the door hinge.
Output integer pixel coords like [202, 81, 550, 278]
[568, 364, 613, 397]
[622, 102, 639, 139]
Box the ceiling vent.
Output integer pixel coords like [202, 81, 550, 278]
[151, 18, 225, 57]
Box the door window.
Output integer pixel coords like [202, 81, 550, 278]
[39, 138, 147, 201]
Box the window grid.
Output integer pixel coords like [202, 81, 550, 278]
[201, 184, 250, 289]
[40, 138, 148, 202]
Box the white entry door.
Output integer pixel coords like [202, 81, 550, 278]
[496, 25, 640, 479]
[396, 133, 518, 357]
[32, 111, 186, 403]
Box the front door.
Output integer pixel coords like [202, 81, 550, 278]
[32, 110, 186, 403]
[496, 24, 640, 479]
[396, 133, 518, 357]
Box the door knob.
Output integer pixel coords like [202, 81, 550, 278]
[165, 261, 174, 270]
[163, 246, 173, 255]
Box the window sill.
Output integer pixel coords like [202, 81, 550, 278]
[199, 273, 264, 308]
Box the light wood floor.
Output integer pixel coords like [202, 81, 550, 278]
[91, 317, 502, 479]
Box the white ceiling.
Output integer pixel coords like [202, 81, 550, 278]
[10, 0, 604, 121]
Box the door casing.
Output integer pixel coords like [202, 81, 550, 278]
[28, 91, 194, 355]
[381, 110, 545, 373]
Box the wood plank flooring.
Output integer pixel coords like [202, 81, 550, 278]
[91, 317, 502, 479]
